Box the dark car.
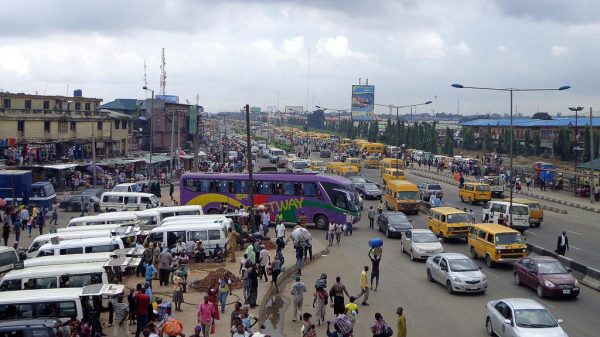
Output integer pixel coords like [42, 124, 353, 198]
[356, 183, 382, 200]
[59, 195, 100, 212]
[377, 211, 413, 238]
[320, 149, 331, 158]
[513, 256, 580, 298]
[418, 182, 444, 200]
[349, 175, 368, 188]
[81, 187, 104, 198]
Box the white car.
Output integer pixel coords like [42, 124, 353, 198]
[400, 229, 443, 261]
[485, 298, 568, 337]
[426, 253, 487, 294]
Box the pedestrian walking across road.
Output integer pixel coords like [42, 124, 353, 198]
[329, 277, 350, 316]
[356, 266, 370, 305]
[369, 248, 382, 291]
[556, 231, 569, 256]
[368, 206, 375, 229]
[291, 275, 307, 322]
[396, 307, 407, 337]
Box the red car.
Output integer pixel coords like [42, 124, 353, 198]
[513, 256, 580, 298]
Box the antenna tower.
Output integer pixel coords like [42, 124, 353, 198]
[143, 60, 148, 98]
[160, 48, 167, 95]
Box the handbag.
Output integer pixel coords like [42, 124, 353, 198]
[383, 320, 394, 337]
[267, 266, 273, 276]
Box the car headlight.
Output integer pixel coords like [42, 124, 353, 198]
[544, 280, 556, 288]
[452, 276, 462, 283]
[388, 227, 396, 231]
[413, 247, 423, 252]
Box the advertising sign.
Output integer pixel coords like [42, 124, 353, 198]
[351, 85, 375, 121]
[188, 105, 197, 135]
[285, 106, 304, 114]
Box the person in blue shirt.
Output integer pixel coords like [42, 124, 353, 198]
[144, 262, 156, 290]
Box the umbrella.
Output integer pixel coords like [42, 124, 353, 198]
[87, 165, 104, 173]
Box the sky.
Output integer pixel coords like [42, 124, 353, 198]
[1, 0, 599, 116]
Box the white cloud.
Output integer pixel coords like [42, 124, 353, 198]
[316, 35, 368, 59]
[551, 45, 569, 56]
[0, 46, 30, 76]
[403, 32, 446, 59]
[496, 45, 508, 52]
[282, 36, 305, 54]
[453, 40, 472, 54]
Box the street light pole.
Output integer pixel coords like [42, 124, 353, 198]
[452, 83, 571, 228]
[569, 106, 584, 173]
[590, 107, 595, 203]
[143, 86, 154, 178]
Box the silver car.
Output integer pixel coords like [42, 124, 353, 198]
[426, 253, 487, 294]
[400, 229, 443, 261]
[485, 298, 568, 337]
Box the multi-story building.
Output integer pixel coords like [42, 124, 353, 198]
[0, 91, 132, 163]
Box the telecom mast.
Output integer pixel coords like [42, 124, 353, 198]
[160, 48, 167, 95]
[143, 60, 148, 98]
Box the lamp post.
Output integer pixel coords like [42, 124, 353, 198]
[569, 106, 584, 173]
[452, 83, 570, 228]
[142, 86, 154, 178]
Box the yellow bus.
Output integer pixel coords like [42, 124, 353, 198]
[326, 162, 359, 177]
[360, 142, 385, 155]
[345, 157, 362, 173]
[384, 180, 419, 214]
[364, 156, 381, 169]
[382, 168, 406, 185]
[380, 158, 404, 175]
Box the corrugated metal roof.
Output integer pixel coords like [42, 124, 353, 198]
[461, 117, 600, 127]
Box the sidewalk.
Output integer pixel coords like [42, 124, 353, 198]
[408, 168, 600, 214]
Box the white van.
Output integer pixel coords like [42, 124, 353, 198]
[100, 192, 160, 212]
[0, 262, 109, 291]
[160, 214, 233, 229]
[147, 223, 228, 251]
[0, 284, 124, 321]
[112, 183, 138, 193]
[0, 247, 19, 275]
[153, 205, 204, 222]
[135, 209, 160, 228]
[482, 201, 530, 232]
[287, 159, 312, 173]
[67, 213, 139, 227]
[35, 237, 126, 258]
[26, 230, 114, 258]
[59, 223, 130, 234]
[24, 252, 112, 268]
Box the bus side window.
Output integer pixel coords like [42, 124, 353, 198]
[303, 183, 317, 197]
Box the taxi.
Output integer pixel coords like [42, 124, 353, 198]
[468, 223, 528, 267]
[459, 182, 491, 205]
[384, 180, 419, 214]
[427, 207, 472, 241]
[345, 157, 362, 173]
[382, 168, 406, 185]
[364, 156, 381, 169]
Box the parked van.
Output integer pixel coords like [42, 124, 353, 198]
[0, 284, 124, 321]
[58, 223, 130, 234]
[0, 247, 19, 275]
[427, 207, 472, 241]
[468, 223, 528, 267]
[384, 180, 419, 214]
[152, 205, 204, 223]
[112, 183, 138, 193]
[326, 162, 359, 178]
[482, 201, 530, 232]
[134, 209, 160, 228]
[26, 230, 114, 258]
[67, 213, 139, 227]
[24, 252, 112, 268]
[160, 214, 233, 228]
[35, 237, 126, 258]
[345, 158, 362, 173]
[147, 223, 228, 251]
[99, 192, 160, 212]
[380, 158, 404, 174]
[382, 168, 406, 185]
[504, 198, 544, 227]
[0, 262, 108, 291]
[288, 159, 312, 173]
[458, 182, 491, 205]
[360, 142, 385, 155]
[364, 156, 380, 169]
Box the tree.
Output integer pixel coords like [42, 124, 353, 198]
[307, 109, 325, 130]
[523, 130, 532, 156]
[482, 127, 492, 152]
[532, 112, 552, 120]
[462, 128, 475, 150]
[532, 130, 541, 156]
[443, 127, 454, 156]
[553, 127, 572, 161]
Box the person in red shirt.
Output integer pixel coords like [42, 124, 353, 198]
[134, 283, 150, 337]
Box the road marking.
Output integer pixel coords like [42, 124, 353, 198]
[570, 245, 582, 251]
[526, 231, 537, 236]
[569, 230, 583, 236]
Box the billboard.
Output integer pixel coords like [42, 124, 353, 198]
[351, 85, 375, 121]
[285, 106, 304, 114]
[250, 106, 261, 113]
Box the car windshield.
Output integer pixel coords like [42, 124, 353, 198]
[514, 309, 558, 328]
[427, 184, 442, 191]
[495, 233, 525, 244]
[387, 213, 409, 223]
[365, 184, 380, 191]
[449, 258, 479, 272]
[511, 206, 529, 215]
[293, 161, 310, 169]
[397, 191, 417, 200]
[351, 176, 367, 184]
[412, 233, 438, 243]
[476, 185, 490, 191]
[537, 261, 568, 275]
[447, 213, 470, 223]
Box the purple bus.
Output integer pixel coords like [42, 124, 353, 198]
[180, 172, 360, 229]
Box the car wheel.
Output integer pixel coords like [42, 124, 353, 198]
[485, 255, 494, 268]
[486, 317, 495, 336]
[470, 247, 477, 259]
[446, 280, 454, 294]
[460, 195, 464, 202]
[426, 269, 433, 282]
[536, 284, 545, 298]
[514, 273, 521, 286]
[410, 250, 415, 261]
[438, 231, 445, 243]
[66, 205, 73, 212]
[207, 208, 219, 214]
[314, 215, 328, 230]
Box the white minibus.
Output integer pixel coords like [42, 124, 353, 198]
[26, 230, 114, 258]
[67, 213, 139, 227]
[0, 262, 108, 291]
[99, 192, 160, 212]
[0, 247, 19, 275]
[159, 214, 233, 227]
[24, 252, 112, 268]
[152, 205, 203, 222]
[35, 237, 126, 258]
[147, 223, 228, 251]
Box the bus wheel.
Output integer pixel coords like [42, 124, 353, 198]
[314, 215, 328, 230]
[207, 208, 219, 214]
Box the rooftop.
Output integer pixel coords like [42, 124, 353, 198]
[461, 117, 600, 128]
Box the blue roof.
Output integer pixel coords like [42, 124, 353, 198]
[461, 118, 600, 128]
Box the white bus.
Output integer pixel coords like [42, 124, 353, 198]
[67, 213, 139, 227]
[26, 230, 114, 259]
[24, 253, 112, 268]
[99, 192, 160, 212]
[147, 222, 228, 251]
[35, 237, 126, 258]
[0, 262, 109, 291]
[159, 214, 233, 228]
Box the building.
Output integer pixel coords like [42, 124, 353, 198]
[0, 91, 132, 163]
[140, 99, 193, 153]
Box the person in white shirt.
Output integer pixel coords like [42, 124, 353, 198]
[261, 210, 270, 237]
[258, 246, 270, 282]
[232, 323, 250, 337]
[276, 222, 285, 240]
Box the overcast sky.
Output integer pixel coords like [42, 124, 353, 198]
[1, 0, 599, 115]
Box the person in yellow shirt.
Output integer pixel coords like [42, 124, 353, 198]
[344, 296, 359, 328]
[397, 306, 407, 337]
[356, 265, 369, 305]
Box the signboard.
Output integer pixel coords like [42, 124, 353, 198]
[351, 85, 375, 121]
[188, 105, 197, 135]
[250, 106, 261, 113]
[285, 106, 303, 114]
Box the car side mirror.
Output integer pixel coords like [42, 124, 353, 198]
[557, 319, 563, 324]
[438, 238, 442, 242]
[503, 319, 512, 325]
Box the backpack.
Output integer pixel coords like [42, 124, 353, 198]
[162, 318, 183, 336]
[334, 314, 353, 334]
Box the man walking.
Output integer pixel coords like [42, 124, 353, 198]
[397, 306, 407, 337]
[356, 266, 369, 306]
[276, 220, 285, 241]
[368, 206, 375, 229]
[110, 294, 129, 337]
[228, 227, 240, 263]
[290, 275, 306, 322]
[369, 248, 381, 291]
[158, 248, 173, 286]
[134, 283, 150, 337]
[2, 211, 11, 246]
[50, 202, 58, 226]
[345, 213, 353, 236]
[556, 231, 569, 256]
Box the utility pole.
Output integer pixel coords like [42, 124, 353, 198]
[245, 104, 254, 211]
[591, 107, 595, 203]
[177, 112, 181, 172]
[92, 125, 97, 186]
[193, 95, 200, 172]
[170, 110, 175, 172]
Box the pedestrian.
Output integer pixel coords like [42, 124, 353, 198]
[230, 302, 243, 328]
[329, 276, 350, 317]
[301, 313, 317, 337]
[240, 306, 259, 333]
[377, 200, 384, 215]
[291, 275, 307, 322]
[197, 295, 215, 337]
[345, 296, 359, 328]
[247, 262, 258, 308]
[298, 211, 308, 227]
[328, 222, 336, 246]
[49, 203, 58, 226]
[468, 209, 475, 224]
[345, 213, 353, 236]
[158, 248, 173, 286]
[87, 201, 94, 216]
[169, 181, 174, 200]
[244, 244, 256, 265]
[144, 262, 156, 289]
[109, 294, 129, 337]
[370, 312, 392, 337]
[313, 286, 328, 326]
[356, 266, 370, 305]
[172, 271, 184, 311]
[271, 254, 282, 293]
[526, 176, 532, 191]
[556, 231, 569, 256]
[368, 206, 375, 229]
[19, 206, 29, 231]
[2, 212, 10, 246]
[335, 223, 343, 245]
[396, 307, 407, 337]
[134, 284, 150, 337]
[26, 215, 33, 238]
[232, 323, 250, 337]
[227, 227, 240, 263]
[498, 213, 505, 226]
[296, 245, 304, 275]
[304, 237, 313, 261]
[258, 245, 270, 282]
[218, 272, 232, 313]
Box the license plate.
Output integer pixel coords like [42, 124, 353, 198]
[562, 289, 571, 294]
